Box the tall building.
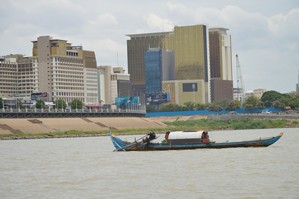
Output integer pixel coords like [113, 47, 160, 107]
[0, 36, 98, 105]
[144, 48, 175, 94]
[127, 24, 210, 105]
[17, 56, 37, 98]
[209, 27, 233, 101]
[0, 56, 18, 98]
[98, 66, 131, 104]
[127, 32, 169, 96]
[0, 54, 36, 99]
[31, 36, 97, 103]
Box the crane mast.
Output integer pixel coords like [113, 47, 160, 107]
[236, 54, 245, 104]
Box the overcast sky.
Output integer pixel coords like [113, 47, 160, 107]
[1, 0, 298, 93]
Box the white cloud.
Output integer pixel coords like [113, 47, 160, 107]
[144, 13, 174, 31]
[268, 8, 299, 51]
[85, 38, 126, 66]
[89, 13, 119, 26]
[0, 0, 298, 93]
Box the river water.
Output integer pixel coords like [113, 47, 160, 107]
[0, 128, 298, 199]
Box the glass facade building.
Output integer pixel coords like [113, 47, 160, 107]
[163, 25, 209, 82]
[144, 49, 162, 94]
[127, 25, 210, 104]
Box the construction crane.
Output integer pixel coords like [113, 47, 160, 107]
[236, 54, 245, 105]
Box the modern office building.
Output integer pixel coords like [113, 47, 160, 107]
[144, 48, 175, 94]
[127, 32, 170, 96]
[98, 66, 131, 105]
[209, 27, 233, 101]
[127, 24, 210, 105]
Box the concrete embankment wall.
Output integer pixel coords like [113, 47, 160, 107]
[0, 117, 167, 135]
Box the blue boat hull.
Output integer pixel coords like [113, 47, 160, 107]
[110, 132, 283, 151]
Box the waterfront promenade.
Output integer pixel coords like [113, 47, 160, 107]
[0, 107, 145, 118]
[0, 117, 167, 135]
[0, 115, 206, 136]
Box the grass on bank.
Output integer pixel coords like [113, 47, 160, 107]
[0, 119, 298, 139]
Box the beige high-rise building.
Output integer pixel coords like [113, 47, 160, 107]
[0, 54, 37, 99]
[0, 56, 18, 98]
[209, 27, 233, 101]
[1, 36, 98, 105]
[31, 36, 97, 103]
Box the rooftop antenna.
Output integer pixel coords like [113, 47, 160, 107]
[117, 51, 119, 66]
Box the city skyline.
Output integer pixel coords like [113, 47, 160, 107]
[0, 0, 298, 93]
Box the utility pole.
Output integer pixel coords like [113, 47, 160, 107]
[236, 54, 245, 105]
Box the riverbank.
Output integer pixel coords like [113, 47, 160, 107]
[0, 115, 298, 140]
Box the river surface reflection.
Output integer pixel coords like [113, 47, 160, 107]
[0, 128, 298, 199]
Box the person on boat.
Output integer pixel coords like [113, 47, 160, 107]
[142, 132, 156, 147]
[164, 131, 170, 143]
[148, 132, 156, 140]
[205, 132, 209, 139]
[201, 131, 210, 143]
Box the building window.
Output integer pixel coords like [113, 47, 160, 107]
[183, 83, 198, 92]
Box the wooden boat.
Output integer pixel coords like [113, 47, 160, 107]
[110, 130, 283, 151]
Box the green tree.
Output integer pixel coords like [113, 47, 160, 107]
[55, 99, 67, 109]
[244, 96, 264, 110]
[219, 99, 231, 110]
[146, 105, 156, 112]
[159, 103, 182, 112]
[272, 100, 285, 109]
[0, 97, 3, 109]
[208, 101, 223, 112]
[183, 102, 195, 111]
[289, 98, 299, 109]
[261, 91, 285, 107]
[35, 99, 45, 109]
[71, 99, 83, 109]
[244, 103, 254, 110]
[227, 100, 241, 110]
[194, 103, 208, 110]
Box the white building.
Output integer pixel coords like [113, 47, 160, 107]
[98, 66, 131, 104]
